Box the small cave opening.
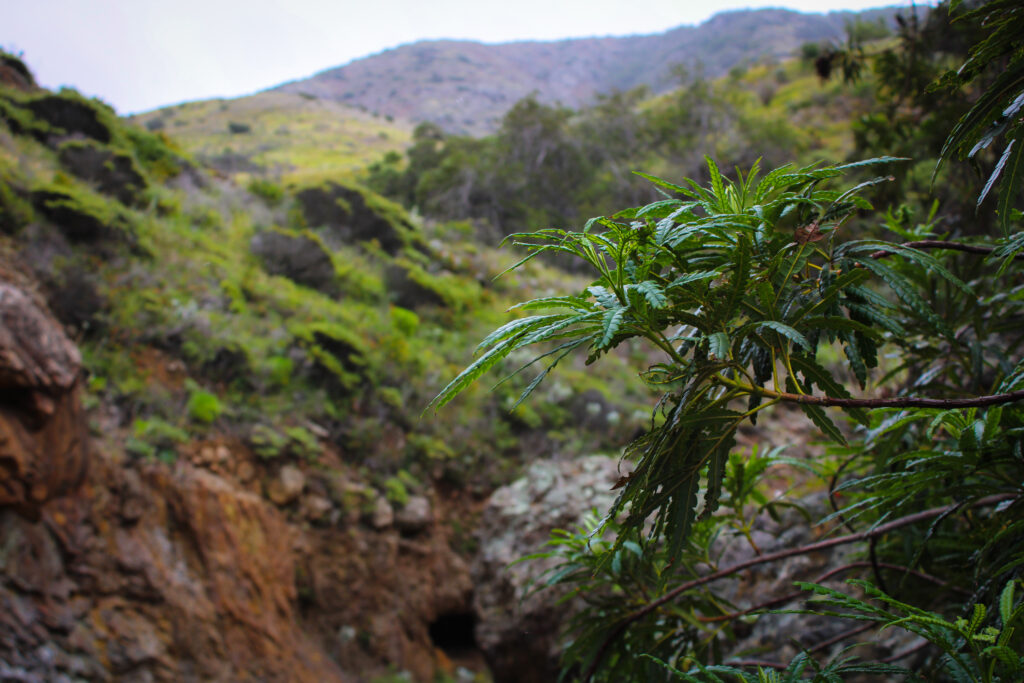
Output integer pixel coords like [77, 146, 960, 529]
[428, 611, 479, 654]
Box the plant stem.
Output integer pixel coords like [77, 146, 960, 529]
[715, 374, 1024, 409]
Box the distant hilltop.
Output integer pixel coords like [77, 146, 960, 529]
[273, 6, 909, 135]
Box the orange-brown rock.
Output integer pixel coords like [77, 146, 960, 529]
[0, 280, 88, 514]
[0, 271, 480, 681]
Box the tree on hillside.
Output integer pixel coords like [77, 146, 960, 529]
[433, 1, 1024, 679]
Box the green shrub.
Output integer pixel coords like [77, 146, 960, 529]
[267, 355, 294, 387]
[249, 423, 320, 461]
[247, 178, 285, 205]
[126, 417, 189, 462]
[187, 388, 223, 424]
[389, 306, 419, 336]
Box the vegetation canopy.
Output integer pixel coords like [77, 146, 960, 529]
[431, 2, 1024, 680]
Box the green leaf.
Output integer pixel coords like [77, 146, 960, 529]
[630, 280, 668, 309]
[598, 307, 626, 349]
[588, 285, 620, 309]
[708, 332, 730, 360]
[853, 257, 952, 337]
[667, 270, 719, 289]
[760, 320, 812, 351]
[967, 603, 986, 636]
[997, 129, 1024, 236]
[790, 379, 847, 445]
[790, 355, 870, 426]
[634, 171, 694, 197]
[427, 334, 525, 413]
[700, 432, 733, 521]
[1000, 580, 1016, 627]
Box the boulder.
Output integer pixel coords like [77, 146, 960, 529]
[471, 455, 624, 682]
[30, 187, 131, 245]
[395, 495, 433, 534]
[295, 181, 411, 254]
[58, 140, 147, 206]
[25, 93, 111, 143]
[266, 464, 306, 506]
[385, 262, 447, 309]
[45, 266, 107, 336]
[0, 53, 36, 91]
[250, 229, 337, 294]
[370, 495, 393, 529]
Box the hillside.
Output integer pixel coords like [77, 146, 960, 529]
[0, 50, 653, 682]
[130, 91, 412, 185]
[274, 7, 903, 134]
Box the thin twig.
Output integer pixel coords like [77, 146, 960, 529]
[754, 385, 1024, 410]
[696, 560, 968, 623]
[869, 239, 1024, 261]
[808, 622, 876, 654]
[581, 493, 1016, 682]
[881, 638, 930, 663]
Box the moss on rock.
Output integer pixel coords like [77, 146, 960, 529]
[294, 180, 417, 254]
[30, 184, 134, 245]
[57, 139, 148, 206]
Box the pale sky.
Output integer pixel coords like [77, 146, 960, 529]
[3, 1, 921, 115]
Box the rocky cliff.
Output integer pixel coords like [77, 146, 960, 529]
[0, 266, 479, 681]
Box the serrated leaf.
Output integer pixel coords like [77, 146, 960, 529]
[708, 331, 730, 360]
[798, 397, 847, 445]
[760, 320, 812, 351]
[427, 334, 526, 413]
[1000, 580, 1016, 627]
[630, 280, 667, 309]
[790, 355, 870, 426]
[700, 432, 733, 521]
[854, 257, 952, 337]
[598, 307, 626, 349]
[967, 603, 986, 635]
[475, 314, 562, 351]
[983, 645, 1021, 670]
[587, 285, 620, 309]
[667, 270, 719, 289]
[997, 129, 1024, 236]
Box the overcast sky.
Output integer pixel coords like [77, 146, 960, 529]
[3, 1, 920, 115]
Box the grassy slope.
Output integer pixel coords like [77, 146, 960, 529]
[0, 68, 654, 507]
[131, 92, 412, 185]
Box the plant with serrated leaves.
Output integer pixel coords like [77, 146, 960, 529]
[430, 154, 1024, 679]
[432, 155, 966, 559]
[788, 579, 1024, 683]
[936, 0, 1024, 234]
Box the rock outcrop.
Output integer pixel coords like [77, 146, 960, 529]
[295, 181, 411, 254]
[471, 455, 624, 682]
[250, 228, 337, 294]
[0, 269, 479, 682]
[0, 279, 87, 516]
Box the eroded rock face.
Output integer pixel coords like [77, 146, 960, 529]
[471, 455, 624, 683]
[0, 272, 478, 681]
[0, 458, 344, 682]
[0, 280, 87, 514]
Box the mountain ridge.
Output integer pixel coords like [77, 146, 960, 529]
[272, 6, 905, 134]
